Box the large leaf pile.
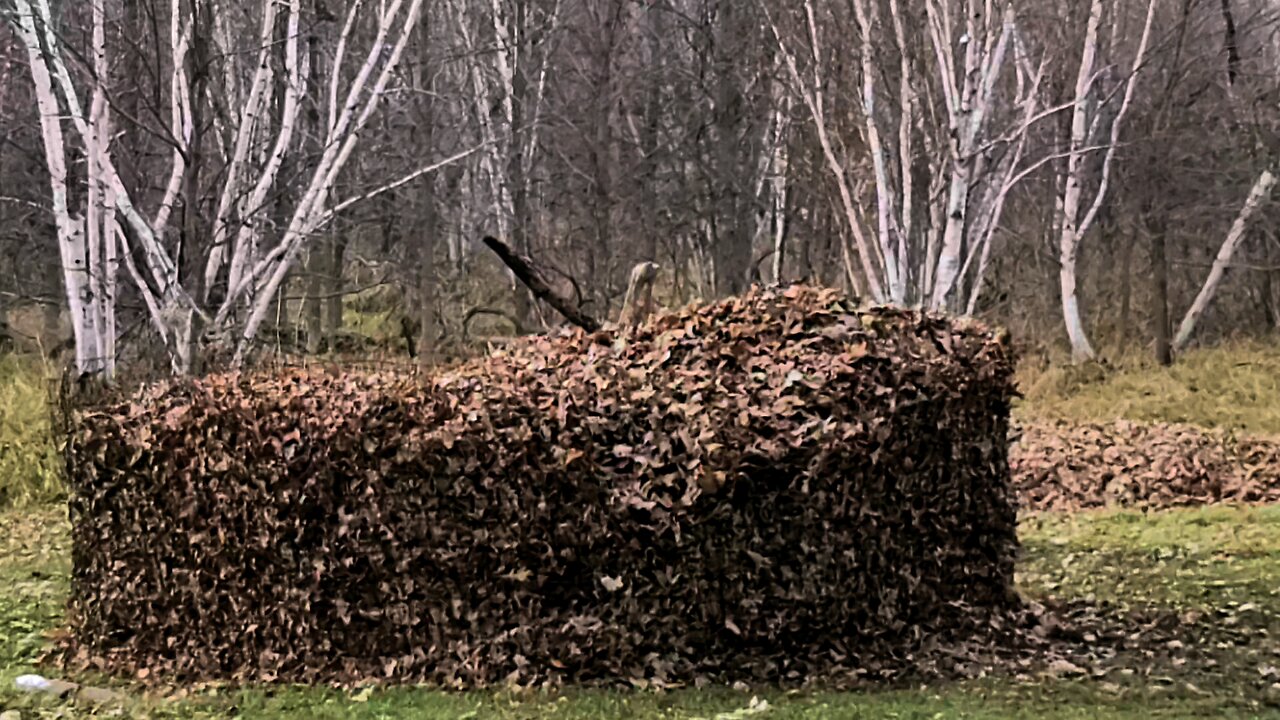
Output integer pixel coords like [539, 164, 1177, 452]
[64, 285, 1019, 687]
[1012, 419, 1280, 512]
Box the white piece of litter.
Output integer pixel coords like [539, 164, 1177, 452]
[15, 674, 51, 692]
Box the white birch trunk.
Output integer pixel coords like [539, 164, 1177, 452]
[85, 90, 106, 371]
[12, 0, 102, 375]
[764, 1, 886, 302]
[30, 0, 184, 307]
[232, 0, 428, 363]
[852, 0, 902, 302]
[928, 0, 1011, 312]
[87, 0, 115, 377]
[152, 1, 192, 236]
[455, 0, 515, 248]
[964, 53, 1047, 315]
[10, 0, 463, 374]
[769, 96, 791, 285]
[225, 0, 303, 301]
[889, 0, 915, 301]
[1058, 0, 1104, 362]
[1059, 0, 1156, 362]
[205, 0, 281, 298]
[1173, 169, 1277, 353]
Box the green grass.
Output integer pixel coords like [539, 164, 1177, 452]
[1019, 506, 1280, 610]
[3, 507, 1280, 718]
[0, 355, 62, 508]
[1016, 341, 1280, 434]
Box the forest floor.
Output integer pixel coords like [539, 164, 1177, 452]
[3, 342, 1280, 718]
[2, 504, 1279, 718]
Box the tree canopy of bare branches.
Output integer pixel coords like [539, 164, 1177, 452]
[2, 0, 1278, 374]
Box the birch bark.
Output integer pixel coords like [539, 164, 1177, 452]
[1058, 0, 1156, 361]
[1173, 169, 1277, 353]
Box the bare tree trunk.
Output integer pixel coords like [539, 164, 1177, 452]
[303, 245, 326, 353]
[1118, 230, 1133, 347]
[415, 201, 442, 361]
[87, 0, 119, 377]
[1173, 168, 1277, 353]
[232, 0, 430, 364]
[763, 0, 886, 302]
[1058, 0, 1105, 362]
[1150, 219, 1173, 365]
[324, 235, 348, 339]
[771, 182, 789, 285]
[928, 2, 1012, 311]
[1220, 0, 1241, 85]
[507, 0, 535, 329]
[639, 8, 665, 265]
[178, 0, 212, 371]
[711, 0, 753, 297]
[12, 0, 99, 375]
[1058, 0, 1157, 362]
[851, 0, 901, 302]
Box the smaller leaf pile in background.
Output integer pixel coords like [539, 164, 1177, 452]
[1012, 420, 1280, 512]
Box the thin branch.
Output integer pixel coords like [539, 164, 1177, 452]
[319, 141, 492, 226]
[0, 196, 49, 212]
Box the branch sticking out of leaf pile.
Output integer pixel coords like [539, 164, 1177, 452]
[481, 235, 602, 332]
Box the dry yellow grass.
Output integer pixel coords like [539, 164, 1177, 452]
[1016, 340, 1280, 434]
[0, 354, 62, 507]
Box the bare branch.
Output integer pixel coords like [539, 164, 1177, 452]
[482, 235, 601, 333]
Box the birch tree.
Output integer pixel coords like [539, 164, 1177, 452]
[1056, 0, 1156, 362]
[764, 0, 886, 302]
[447, 0, 561, 324]
[6, 0, 481, 372]
[1172, 168, 1277, 352]
[764, 0, 1044, 310]
[8, 0, 118, 377]
[926, 0, 1015, 310]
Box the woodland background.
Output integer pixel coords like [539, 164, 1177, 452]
[1, 0, 1278, 375]
[4, 4, 1280, 716]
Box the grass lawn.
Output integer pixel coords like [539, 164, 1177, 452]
[2, 506, 1279, 719]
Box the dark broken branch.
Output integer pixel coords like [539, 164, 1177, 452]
[1220, 0, 1240, 86]
[462, 306, 530, 340]
[481, 235, 602, 332]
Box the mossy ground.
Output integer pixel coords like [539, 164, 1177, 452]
[2, 506, 1279, 719]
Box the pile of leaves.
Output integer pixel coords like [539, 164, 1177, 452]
[1012, 420, 1280, 512]
[63, 285, 1019, 687]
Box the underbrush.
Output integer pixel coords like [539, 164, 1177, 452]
[0, 355, 61, 508]
[1016, 340, 1280, 434]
